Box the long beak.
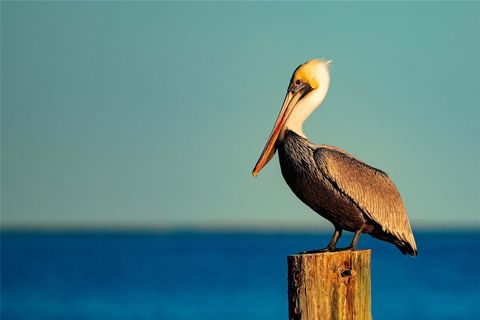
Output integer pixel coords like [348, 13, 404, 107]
[252, 87, 307, 177]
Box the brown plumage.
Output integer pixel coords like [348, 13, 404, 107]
[253, 59, 417, 256]
[279, 130, 417, 255]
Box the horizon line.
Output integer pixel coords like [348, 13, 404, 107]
[1, 222, 479, 233]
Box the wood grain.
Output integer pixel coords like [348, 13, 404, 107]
[288, 250, 371, 320]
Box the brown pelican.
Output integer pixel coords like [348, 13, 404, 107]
[252, 59, 417, 256]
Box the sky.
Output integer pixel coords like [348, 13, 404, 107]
[1, 1, 479, 229]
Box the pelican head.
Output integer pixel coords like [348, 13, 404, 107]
[252, 59, 331, 177]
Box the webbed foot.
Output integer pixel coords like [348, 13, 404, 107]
[298, 246, 336, 254]
[333, 246, 354, 252]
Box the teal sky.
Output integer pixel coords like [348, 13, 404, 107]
[2, 2, 479, 229]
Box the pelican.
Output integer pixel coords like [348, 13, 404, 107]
[252, 59, 417, 256]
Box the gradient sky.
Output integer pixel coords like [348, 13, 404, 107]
[2, 1, 479, 229]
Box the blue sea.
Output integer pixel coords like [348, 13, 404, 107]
[2, 231, 480, 319]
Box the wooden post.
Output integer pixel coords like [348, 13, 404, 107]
[288, 250, 371, 320]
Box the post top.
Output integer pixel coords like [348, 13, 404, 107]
[288, 249, 371, 259]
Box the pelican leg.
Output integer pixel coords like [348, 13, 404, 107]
[326, 227, 342, 250]
[337, 225, 365, 251]
[300, 227, 342, 254]
[349, 228, 363, 250]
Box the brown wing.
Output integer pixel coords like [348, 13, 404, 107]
[314, 146, 417, 252]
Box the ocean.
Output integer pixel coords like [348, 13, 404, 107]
[2, 231, 479, 319]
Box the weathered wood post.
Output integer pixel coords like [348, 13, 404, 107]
[288, 250, 371, 320]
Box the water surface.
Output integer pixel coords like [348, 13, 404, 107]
[2, 231, 479, 319]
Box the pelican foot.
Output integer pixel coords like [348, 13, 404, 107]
[299, 246, 335, 254]
[334, 246, 354, 252]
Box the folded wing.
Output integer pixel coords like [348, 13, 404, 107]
[314, 146, 417, 254]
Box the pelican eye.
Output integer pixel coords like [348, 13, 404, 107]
[291, 79, 304, 93]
